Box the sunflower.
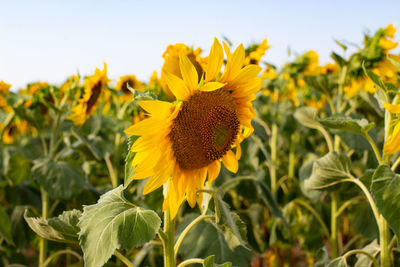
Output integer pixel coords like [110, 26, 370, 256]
[383, 103, 400, 155]
[160, 43, 204, 100]
[116, 75, 145, 103]
[124, 38, 261, 219]
[68, 63, 108, 125]
[244, 39, 270, 65]
[0, 81, 12, 112]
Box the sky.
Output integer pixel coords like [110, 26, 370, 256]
[1, 0, 399, 90]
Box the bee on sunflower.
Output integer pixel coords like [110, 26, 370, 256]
[124, 38, 261, 219]
[68, 63, 108, 125]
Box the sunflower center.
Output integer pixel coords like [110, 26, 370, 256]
[86, 81, 102, 114]
[169, 89, 240, 170]
[122, 80, 134, 94]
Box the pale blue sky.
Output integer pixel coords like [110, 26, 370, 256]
[1, 0, 399, 89]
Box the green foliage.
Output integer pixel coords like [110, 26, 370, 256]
[24, 209, 81, 243]
[319, 116, 374, 135]
[371, 166, 400, 240]
[305, 152, 352, 191]
[0, 205, 14, 245]
[203, 255, 232, 267]
[33, 158, 86, 199]
[78, 186, 161, 267]
[178, 214, 252, 266]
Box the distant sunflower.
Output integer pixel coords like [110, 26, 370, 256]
[160, 43, 204, 100]
[124, 38, 261, 219]
[116, 75, 145, 102]
[0, 81, 12, 112]
[68, 63, 108, 125]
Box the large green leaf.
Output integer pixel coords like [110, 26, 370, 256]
[371, 166, 400, 240]
[6, 153, 33, 185]
[0, 206, 14, 245]
[214, 189, 247, 249]
[178, 214, 252, 267]
[305, 152, 353, 191]
[33, 158, 85, 199]
[24, 209, 81, 243]
[11, 206, 30, 250]
[354, 240, 379, 267]
[319, 116, 374, 135]
[294, 107, 322, 130]
[78, 186, 161, 267]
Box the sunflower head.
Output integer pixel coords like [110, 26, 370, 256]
[125, 38, 261, 219]
[160, 43, 204, 100]
[68, 63, 108, 125]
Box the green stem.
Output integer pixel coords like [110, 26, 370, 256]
[388, 236, 397, 252]
[177, 258, 204, 267]
[43, 249, 82, 267]
[288, 133, 296, 178]
[293, 199, 330, 239]
[163, 210, 175, 267]
[104, 154, 118, 188]
[318, 126, 334, 152]
[49, 111, 62, 156]
[39, 187, 49, 267]
[379, 216, 391, 267]
[114, 250, 136, 267]
[364, 133, 383, 165]
[270, 123, 278, 196]
[330, 193, 339, 258]
[174, 215, 214, 259]
[343, 249, 379, 267]
[391, 156, 400, 171]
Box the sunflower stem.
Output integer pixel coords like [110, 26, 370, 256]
[270, 123, 278, 196]
[39, 187, 49, 267]
[163, 210, 175, 267]
[330, 193, 339, 259]
[174, 215, 214, 259]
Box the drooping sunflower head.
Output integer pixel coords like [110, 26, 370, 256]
[116, 74, 145, 103]
[125, 38, 261, 219]
[160, 43, 204, 100]
[68, 63, 108, 125]
[0, 81, 11, 112]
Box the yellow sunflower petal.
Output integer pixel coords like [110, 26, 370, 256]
[235, 141, 242, 160]
[179, 53, 198, 94]
[143, 166, 172, 195]
[222, 150, 239, 173]
[138, 100, 173, 118]
[124, 118, 167, 136]
[384, 103, 400, 114]
[199, 82, 226, 92]
[383, 122, 400, 155]
[207, 160, 221, 185]
[186, 174, 198, 208]
[228, 65, 262, 89]
[162, 71, 191, 100]
[223, 41, 232, 59]
[205, 38, 224, 82]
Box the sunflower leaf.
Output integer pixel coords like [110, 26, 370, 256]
[305, 151, 353, 191]
[294, 107, 322, 130]
[78, 186, 161, 267]
[6, 153, 33, 185]
[319, 116, 374, 135]
[33, 158, 85, 199]
[178, 214, 252, 266]
[0, 205, 14, 246]
[371, 166, 400, 240]
[24, 209, 81, 244]
[214, 189, 248, 248]
[203, 255, 232, 267]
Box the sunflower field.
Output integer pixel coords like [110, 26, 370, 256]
[1, 24, 400, 267]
